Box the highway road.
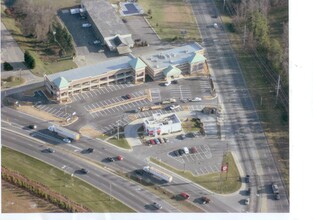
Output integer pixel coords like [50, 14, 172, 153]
[1, 106, 237, 212]
[190, 0, 289, 212]
[1, 127, 181, 213]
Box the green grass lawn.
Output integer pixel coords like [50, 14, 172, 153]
[182, 118, 202, 133]
[1, 3, 77, 76]
[107, 135, 131, 150]
[138, 0, 201, 41]
[1, 77, 25, 89]
[1, 146, 134, 212]
[151, 152, 241, 194]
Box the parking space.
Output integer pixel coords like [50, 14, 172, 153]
[123, 16, 161, 46]
[71, 83, 134, 103]
[150, 88, 161, 102]
[167, 144, 222, 175]
[93, 116, 132, 134]
[170, 85, 193, 100]
[134, 105, 184, 119]
[35, 103, 72, 119]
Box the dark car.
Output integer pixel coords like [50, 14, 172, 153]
[29, 124, 37, 129]
[158, 137, 164, 144]
[125, 94, 131, 99]
[178, 149, 185, 155]
[245, 175, 250, 183]
[172, 80, 178, 84]
[86, 148, 94, 153]
[107, 157, 115, 162]
[190, 147, 197, 153]
[46, 148, 55, 153]
[135, 169, 144, 175]
[201, 196, 210, 204]
[180, 134, 186, 140]
[163, 137, 169, 143]
[274, 193, 281, 200]
[174, 150, 180, 156]
[247, 187, 251, 195]
[80, 168, 88, 174]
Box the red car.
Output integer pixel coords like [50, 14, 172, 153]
[150, 139, 156, 145]
[117, 155, 123, 161]
[180, 192, 190, 200]
[190, 147, 197, 153]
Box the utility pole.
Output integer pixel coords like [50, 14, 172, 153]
[275, 75, 281, 106]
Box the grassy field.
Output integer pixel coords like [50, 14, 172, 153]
[107, 135, 131, 150]
[1, 1, 77, 76]
[151, 152, 241, 194]
[214, 1, 289, 195]
[1, 146, 134, 212]
[1, 77, 25, 89]
[138, 0, 201, 41]
[182, 118, 202, 133]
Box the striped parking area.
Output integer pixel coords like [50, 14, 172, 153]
[199, 80, 211, 94]
[188, 104, 207, 111]
[35, 103, 72, 119]
[84, 91, 150, 118]
[71, 84, 134, 102]
[168, 145, 220, 175]
[134, 105, 184, 119]
[93, 117, 132, 134]
[170, 86, 192, 99]
[150, 88, 161, 102]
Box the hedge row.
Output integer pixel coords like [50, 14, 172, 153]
[1, 166, 90, 212]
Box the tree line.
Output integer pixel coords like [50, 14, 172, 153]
[224, 0, 288, 88]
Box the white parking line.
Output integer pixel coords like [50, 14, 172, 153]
[50, 109, 59, 114]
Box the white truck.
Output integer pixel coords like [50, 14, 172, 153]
[143, 166, 173, 183]
[48, 125, 80, 141]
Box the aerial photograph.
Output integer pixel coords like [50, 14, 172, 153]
[1, 0, 289, 216]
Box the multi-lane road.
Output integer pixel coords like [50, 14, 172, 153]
[1, 0, 289, 213]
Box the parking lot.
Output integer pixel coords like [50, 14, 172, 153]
[58, 9, 113, 66]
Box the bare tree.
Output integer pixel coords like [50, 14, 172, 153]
[13, 0, 56, 41]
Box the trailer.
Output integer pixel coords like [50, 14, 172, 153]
[143, 166, 173, 182]
[162, 98, 176, 104]
[48, 125, 80, 141]
[149, 105, 162, 110]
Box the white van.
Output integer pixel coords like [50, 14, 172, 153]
[164, 81, 171, 86]
[183, 147, 189, 154]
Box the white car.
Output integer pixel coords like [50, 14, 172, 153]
[169, 104, 180, 110]
[93, 40, 101, 44]
[213, 23, 218, 29]
[82, 23, 92, 28]
[164, 81, 171, 86]
[191, 97, 202, 102]
[244, 198, 250, 205]
[63, 138, 71, 144]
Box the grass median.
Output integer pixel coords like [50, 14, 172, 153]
[151, 152, 241, 194]
[1, 146, 134, 212]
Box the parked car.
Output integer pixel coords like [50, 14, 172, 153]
[154, 138, 160, 144]
[163, 137, 169, 143]
[190, 147, 197, 153]
[152, 202, 162, 209]
[183, 147, 189, 154]
[191, 97, 202, 102]
[172, 80, 178, 84]
[135, 169, 144, 175]
[164, 81, 171, 86]
[178, 149, 185, 155]
[82, 23, 91, 28]
[150, 139, 156, 145]
[125, 94, 131, 99]
[174, 150, 180, 156]
[244, 198, 250, 205]
[213, 23, 218, 28]
[117, 155, 123, 161]
[93, 40, 101, 44]
[201, 196, 210, 204]
[180, 192, 190, 200]
[274, 193, 281, 200]
[29, 124, 37, 129]
[80, 168, 88, 174]
[169, 104, 180, 110]
[158, 137, 164, 144]
[271, 183, 279, 194]
[247, 187, 251, 195]
[245, 174, 250, 183]
[180, 134, 186, 140]
[63, 138, 71, 144]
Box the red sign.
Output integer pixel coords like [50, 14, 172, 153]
[221, 164, 228, 172]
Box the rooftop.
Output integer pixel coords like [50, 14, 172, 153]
[144, 113, 181, 126]
[140, 42, 205, 70]
[82, 0, 130, 37]
[47, 55, 136, 87]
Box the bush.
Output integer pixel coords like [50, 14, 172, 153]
[24, 50, 36, 69]
[3, 61, 13, 71]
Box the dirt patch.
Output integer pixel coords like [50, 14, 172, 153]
[79, 126, 102, 138]
[2, 181, 65, 213]
[17, 105, 63, 124]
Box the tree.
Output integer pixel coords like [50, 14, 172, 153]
[3, 61, 13, 71]
[268, 39, 283, 72]
[24, 50, 36, 69]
